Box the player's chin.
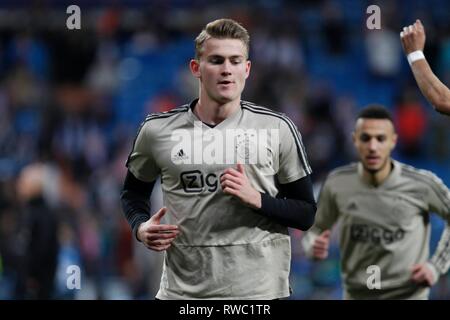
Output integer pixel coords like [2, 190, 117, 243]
[215, 94, 238, 104]
[217, 87, 242, 98]
[362, 162, 382, 173]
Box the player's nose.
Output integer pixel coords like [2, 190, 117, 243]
[220, 60, 232, 75]
[368, 139, 378, 151]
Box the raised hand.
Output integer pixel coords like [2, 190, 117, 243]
[400, 19, 426, 55]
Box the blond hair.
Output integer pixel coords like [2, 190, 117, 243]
[194, 18, 250, 59]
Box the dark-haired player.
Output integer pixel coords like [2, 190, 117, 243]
[302, 104, 450, 299]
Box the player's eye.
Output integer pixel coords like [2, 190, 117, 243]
[209, 57, 224, 64]
[360, 134, 371, 142]
[377, 136, 386, 142]
[230, 58, 242, 65]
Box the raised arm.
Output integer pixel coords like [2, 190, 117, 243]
[400, 19, 450, 115]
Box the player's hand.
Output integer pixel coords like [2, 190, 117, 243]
[411, 263, 437, 287]
[137, 207, 180, 252]
[400, 19, 426, 55]
[220, 163, 261, 209]
[312, 230, 331, 260]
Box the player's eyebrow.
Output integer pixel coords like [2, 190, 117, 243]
[207, 54, 245, 60]
[359, 132, 387, 140]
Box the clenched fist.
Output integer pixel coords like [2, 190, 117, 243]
[400, 19, 426, 55]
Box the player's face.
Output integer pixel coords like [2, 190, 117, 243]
[353, 118, 397, 174]
[190, 38, 251, 105]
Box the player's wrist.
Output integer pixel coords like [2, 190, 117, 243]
[407, 50, 425, 66]
[425, 261, 439, 285]
[248, 191, 262, 209]
[136, 221, 146, 242]
[254, 191, 262, 209]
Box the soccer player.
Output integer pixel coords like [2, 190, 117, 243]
[302, 105, 450, 299]
[400, 19, 450, 115]
[121, 18, 316, 300]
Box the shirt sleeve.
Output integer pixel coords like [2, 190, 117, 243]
[120, 170, 155, 241]
[276, 117, 312, 184]
[301, 177, 340, 257]
[429, 225, 450, 279]
[257, 175, 316, 231]
[126, 121, 160, 182]
[423, 173, 450, 276]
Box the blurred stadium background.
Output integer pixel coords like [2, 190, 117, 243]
[1, 0, 450, 299]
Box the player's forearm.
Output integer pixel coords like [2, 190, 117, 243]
[256, 175, 317, 231]
[259, 194, 316, 230]
[430, 223, 450, 276]
[120, 170, 155, 240]
[411, 59, 450, 114]
[121, 190, 151, 240]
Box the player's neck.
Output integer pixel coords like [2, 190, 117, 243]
[194, 97, 241, 125]
[363, 160, 393, 187]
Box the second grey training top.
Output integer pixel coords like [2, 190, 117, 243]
[302, 160, 450, 299]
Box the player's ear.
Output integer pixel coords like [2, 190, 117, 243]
[391, 132, 398, 149]
[389, 121, 398, 149]
[245, 60, 251, 79]
[190, 59, 201, 78]
[352, 131, 357, 145]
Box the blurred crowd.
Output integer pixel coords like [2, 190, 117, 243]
[1, 0, 450, 299]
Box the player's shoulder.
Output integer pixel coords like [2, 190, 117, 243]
[326, 163, 359, 181]
[241, 100, 292, 123]
[398, 161, 443, 186]
[144, 104, 190, 122]
[241, 100, 284, 116]
[140, 104, 190, 129]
